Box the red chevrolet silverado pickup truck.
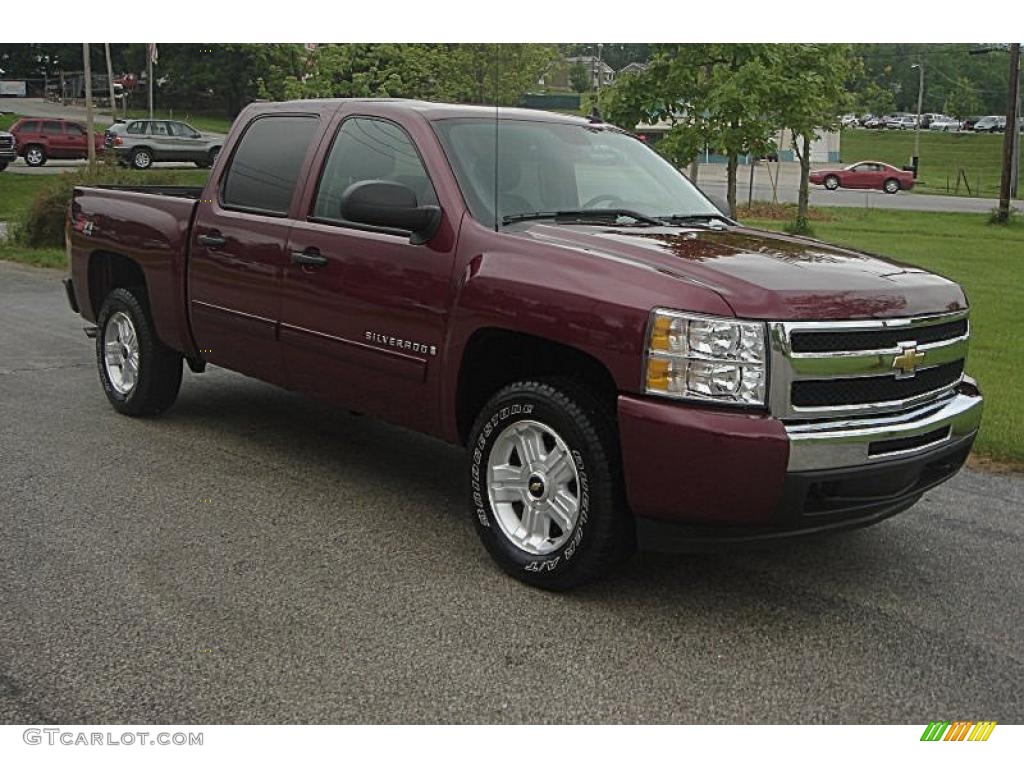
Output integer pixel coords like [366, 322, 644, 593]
[64, 99, 983, 590]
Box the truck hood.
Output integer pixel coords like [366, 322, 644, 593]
[512, 223, 966, 320]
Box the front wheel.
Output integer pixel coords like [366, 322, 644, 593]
[824, 175, 839, 190]
[467, 380, 633, 591]
[883, 178, 901, 194]
[96, 288, 183, 416]
[24, 145, 46, 167]
[0, 160, 7, 172]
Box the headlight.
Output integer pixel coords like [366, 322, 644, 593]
[645, 309, 768, 406]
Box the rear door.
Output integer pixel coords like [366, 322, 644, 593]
[42, 121, 67, 156]
[279, 112, 457, 433]
[63, 122, 89, 158]
[188, 111, 322, 386]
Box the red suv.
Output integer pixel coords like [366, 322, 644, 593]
[10, 118, 105, 167]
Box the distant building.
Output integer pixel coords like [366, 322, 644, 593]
[636, 119, 841, 164]
[618, 62, 648, 77]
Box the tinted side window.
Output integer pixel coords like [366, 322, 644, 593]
[66, 124, 84, 136]
[19, 121, 40, 133]
[43, 122, 63, 135]
[127, 121, 146, 135]
[313, 117, 437, 222]
[222, 115, 318, 215]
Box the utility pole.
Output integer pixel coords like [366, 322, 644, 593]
[997, 43, 1020, 222]
[82, 43, 96, 170]
[147, 43, 155, 120]
[911, 62, 924, 178]
[104, 43, 117, 120]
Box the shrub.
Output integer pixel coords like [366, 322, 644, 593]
[12, 160, 183, 249]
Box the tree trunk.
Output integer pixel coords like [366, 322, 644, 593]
[726, 153, 738, 217]
[688, 157, 699, 185]
[798, 132, 811, 223]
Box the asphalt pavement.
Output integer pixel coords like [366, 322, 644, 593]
[0, 260, 1021, 724]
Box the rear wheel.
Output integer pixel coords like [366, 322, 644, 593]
[96, 288, 182, 416]
[883, 178, 901, 194]
[24, 145, 46, 167]
[130, 148, 153, 170]
[823, 175, 839, 190]
[467, 380, 633, 591]
[0, 161, 7, 172]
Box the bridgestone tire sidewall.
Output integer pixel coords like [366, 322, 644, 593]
[469, 383, 617, 588]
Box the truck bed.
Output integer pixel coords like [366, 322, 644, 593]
[68, 184, 202, 357]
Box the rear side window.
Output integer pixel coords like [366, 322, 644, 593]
[127, 121, 146, 135]
[66, 124, 84, 136]
[43, 122, 63, 135]
[221, 115, 318, 216]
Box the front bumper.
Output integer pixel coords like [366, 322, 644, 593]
[617, 380, 982, 550]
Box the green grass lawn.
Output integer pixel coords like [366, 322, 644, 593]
[745, 208, 1024, 465]
[840, 128, 1010, 197]
[0, 167, 210, 223]
[0, 108, 232, 135]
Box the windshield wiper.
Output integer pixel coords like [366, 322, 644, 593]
[659, 213, 733, 229]
[502, 209, 665, 227]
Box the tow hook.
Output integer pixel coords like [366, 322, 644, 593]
[83, 326, 98, 338]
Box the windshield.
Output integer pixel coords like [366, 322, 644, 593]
[431, 118, 719, 227]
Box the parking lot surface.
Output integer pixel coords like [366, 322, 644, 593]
[0, 260, 1021, 723]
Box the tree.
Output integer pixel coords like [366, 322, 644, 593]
[943, 76, 983, 118]
[569, 62, 590, 93]
[767, 44, 856, 234]
[600, 44, 778, 216]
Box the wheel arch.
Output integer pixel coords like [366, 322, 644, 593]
[454, 327, 619, 446]
[87, 250, 150, 318]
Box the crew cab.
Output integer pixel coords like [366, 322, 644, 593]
[64, 99, 983, 590]
[10, 117, 105, 167]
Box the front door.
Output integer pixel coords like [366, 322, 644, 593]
[280, 114, 456, 434]
[188, 112, 321, 386]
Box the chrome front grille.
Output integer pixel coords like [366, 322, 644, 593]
[0, 136, 13, 149]
[768, 311, 970, 421]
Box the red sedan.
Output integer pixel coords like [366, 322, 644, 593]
[810, 161, 915, 194]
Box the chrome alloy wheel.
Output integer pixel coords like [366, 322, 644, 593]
[103, 311, 140, 395]
[486, 419, 581, 555]
[26, 147, 43, 165]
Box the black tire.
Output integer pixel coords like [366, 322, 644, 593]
[96, 288, 183, 416]
[195, 149, 218, 169]
[883, 178, 901, 194]
[467, 380, 633, 591]
[824, 174, 840, 190]
[0, 160, 8, 172]
[23, 144, 46, 167]
[130, 148, 153, 170]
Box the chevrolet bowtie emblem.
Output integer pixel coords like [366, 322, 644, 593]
[892, 341, 926, 379]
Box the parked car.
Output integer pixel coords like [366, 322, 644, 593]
[840, 114, 859, 128]
[64, 99, 982, 590]
[9, 117, 105, 167]
[809, 161, 915, 193]
[0, 130, 16, 171]
[858, 113, 876, 126]
[863, 115, 886, 129]
[972, 115, 1006, 133]
[106, 119, 223, 169]
[961, 116, 984, 131]
[929, 116, 962, 132]
[885, 115, 918, 130]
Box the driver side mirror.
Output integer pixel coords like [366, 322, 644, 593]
[339, 180, 442, 245]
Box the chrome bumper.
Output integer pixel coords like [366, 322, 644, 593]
[786, 386, 982, 471]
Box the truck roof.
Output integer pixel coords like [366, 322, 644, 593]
[252, 98, 595, 125]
